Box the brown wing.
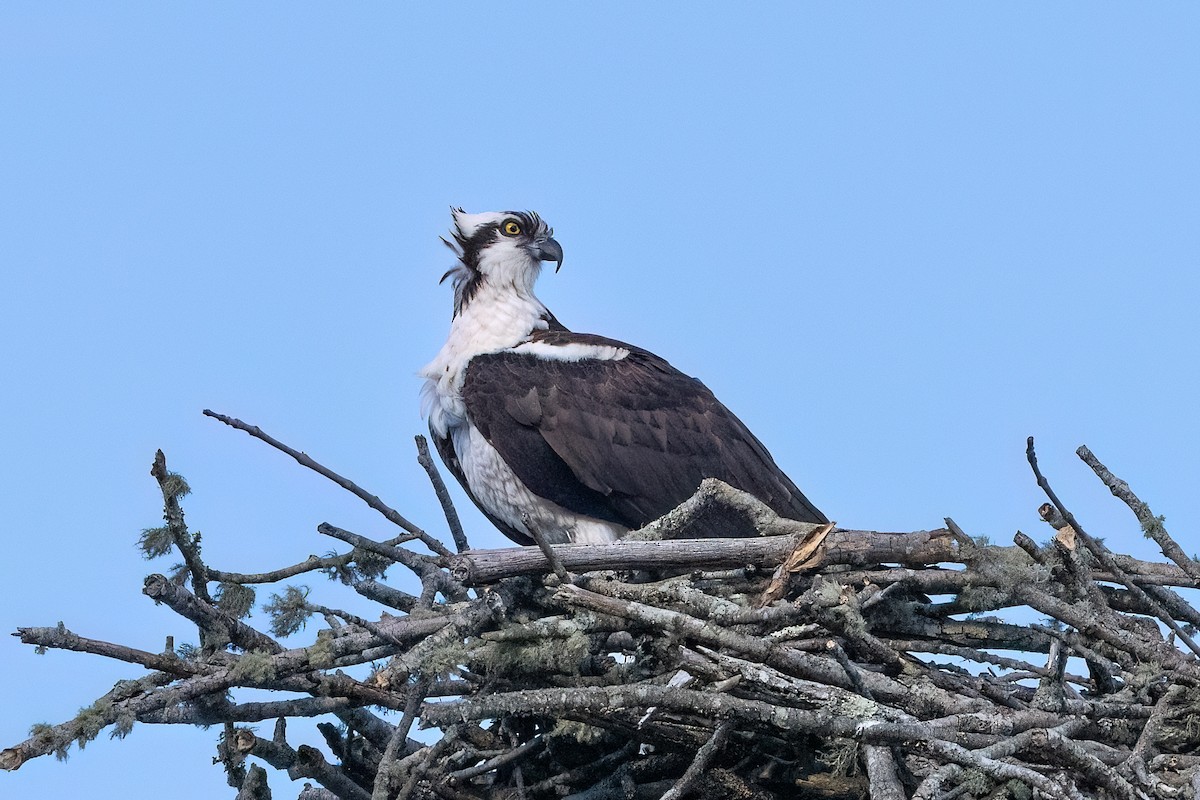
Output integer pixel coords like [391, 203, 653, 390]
[461, 333, 826, 530]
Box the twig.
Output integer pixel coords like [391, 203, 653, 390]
[920, 736, 1072, 799]
[554, 583, 894, 702]
[372, 677, 432, 800]
[1030, 624, 1127, 678]
[912, 719, 1091, 800]
[680, 646, 907, 724]
[527, 518, 572, 584]
[658, 720, 734, 800]
[203, 410, 452, 558]
[317, 523, 441, 580]
[1, 673, 175, 770]
[151, 449, 212, 602]
[629, 478, 812, 539]
[140, 697, 355, 725]
[303, 602, 406, 646]
[1030, 727, 1141, 800]
[1026, 436, 1200, 659]
[524, 742, 640, 796]
[1126, 682, 1186, 785]
[801, 579, 906, 672]
[208, 555, 354, 585]
[374, 587, 511, 690]
[415, 435, 469, 553]
[143, 573, 283, 654]
[889, 639, 1076, 681]
[827, 640, 874, 699]
[13, 625, 209, 677]
[1033, 636, 1067, 711]
[1078, 444, 1200, 581]
[352, 578, 418, 612]
[397, 734, 458, 800]
[447, 736, 544, 783]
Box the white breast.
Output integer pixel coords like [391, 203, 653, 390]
[420, 284, 548, 438]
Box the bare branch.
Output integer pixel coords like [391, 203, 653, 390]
[452, 527, 960, 585]
[414, 435, 469, 553]
[203, 409, 451, 557]
[143, 573, 283, 654]
[1026, 436, 1200, 660]
[658, 720, 734, 800]
[151, 449, 211, 602]
[209, 551, 372, 585]
[317, 523, 440, 580]
[1078, 444, 1200, 581]
[13, 625, 207, 677]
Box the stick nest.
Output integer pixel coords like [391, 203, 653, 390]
[5, 418, 1200, 800]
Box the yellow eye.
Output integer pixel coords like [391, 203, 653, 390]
[502, 220, 522, 237]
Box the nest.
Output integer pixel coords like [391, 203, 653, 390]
[5, 415, 1200, 800]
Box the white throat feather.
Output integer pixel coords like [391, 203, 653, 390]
[421, 210, 554, 436]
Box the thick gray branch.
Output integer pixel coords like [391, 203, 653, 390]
[452, 528, 960, 585]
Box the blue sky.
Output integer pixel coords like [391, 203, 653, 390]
[2, 5, 1198, 798]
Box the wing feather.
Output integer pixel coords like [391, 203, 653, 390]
[461, 333, 826, 530]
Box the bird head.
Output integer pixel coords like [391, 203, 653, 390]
[440, 209, 563, 314]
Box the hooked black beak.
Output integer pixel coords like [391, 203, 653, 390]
[533, 237, 564, 272]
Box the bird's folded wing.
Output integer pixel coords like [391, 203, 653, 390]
[462, 335, 826, 529]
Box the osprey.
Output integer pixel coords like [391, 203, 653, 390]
[421, 208, 826, 545]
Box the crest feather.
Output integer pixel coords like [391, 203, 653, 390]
[439, 208, 554, 317]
